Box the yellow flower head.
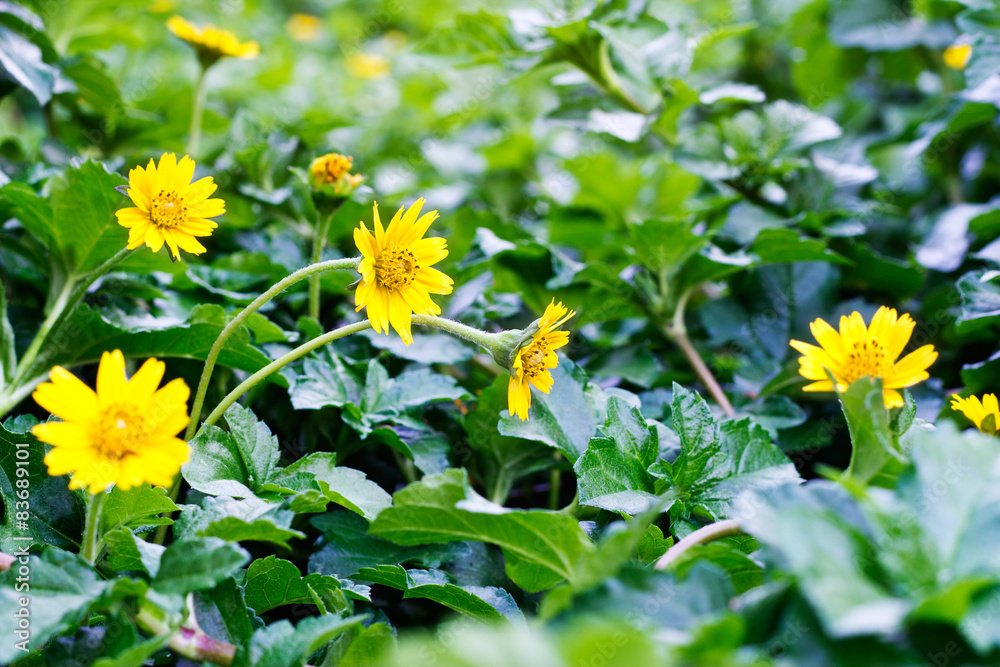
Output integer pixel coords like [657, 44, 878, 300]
[167, 15, 259, 65]
[951, 394, 1000, 434]
[31, 351, 191, 494]
[354, 199, 453, 345]
[345, 52, 390, 79]
[287, 13, 323, 42]
[508, 300, 576, 421]
[944, 42, 972, 70]
[790, 306, 937, 409]
[309, 153, 363, 195]
[115, 152, 225, 262]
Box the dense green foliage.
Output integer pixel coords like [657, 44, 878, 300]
[2, 0, 1000, 665]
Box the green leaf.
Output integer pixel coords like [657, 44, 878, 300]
[0, 276, 16, 386]
[244, 556, 351, 615]
[174, 496, 305, 548]
[839, 377, 905, 486]
[0, 549, 144, 662]
[275, 454, 391, 521]
[750, 228, 849, 265]
[103, 528, 165, 576]
[236, 614, 368, 667]
[369, 469, 594, 592]
[957, 270, 1000, 335]
[48, 160, 128, 274]
[183, 403, 280, 498]
[0, 420, 83, 551]
[151, 537, 249, 596]
[497, 359, 602, 461]
[100, 484, 179, 536]
[354, 564, 523, 624]
[0, 25, 56, 105]
[334, 622, 394, 667]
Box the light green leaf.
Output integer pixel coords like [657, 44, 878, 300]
[276, 454, 391, 521]
[151, 537, 249, 596]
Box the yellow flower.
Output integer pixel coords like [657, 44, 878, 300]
[115, 152, 225, 262]
[354, 199, 453, 345]
[790, 307, 937, 409]
[345, 52, 390, 79]
[944, 42, 972, 70]
[167, 15, 259, 65]
[508, 300, 576, 421]
[287, 13, 322, 42]
[31, 351, 191, 494]
[951, 394, 1000, 434]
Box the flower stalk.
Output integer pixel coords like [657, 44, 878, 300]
[654, 519, 742, 570]
[308, 209, 338, 322]
[82, 491, 106, 565]
[186, 65, 209, 156]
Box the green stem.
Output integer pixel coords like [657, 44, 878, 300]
[410, 314, 504, 355]
[548, 453, 563, 511]
[200, 320, 372, 431]
[186, 66, 209, 156]
[184, 257, 361, 442]
[82, 492, 106, 565]
[308, 211, 336, 322]
[654, 519, 742, 570]
[135, 604, 236, 666]
[6, 247, 136, 410]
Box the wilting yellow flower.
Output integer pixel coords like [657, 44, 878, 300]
[508, 300, 576, 421]
[115, 152, 224, 262]
[287, 13, 322, 42]
[944, 42, 972, 70]
[167, 15, 259, 65]
[345, 52, 390, 79]
[790, 307, 937, 409]
[951, 394, 1000, 434]
[354, 199, 453, 345]
[31, 351, 191, 494]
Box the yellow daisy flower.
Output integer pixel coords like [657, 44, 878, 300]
[951, 394, 1000, 434]
[790, 306, 937, 409]
[354, 199, 453, 345]
[944, 42, 972, 70]
[167, 15, 259, 65]
[115, 152, 224, 262]
[508, 300, 576, 421]
[310, 153, 358, 187]
[286, 13, 323, 42]
[31, 350, 191, 494]
[345, 52, 390, 79]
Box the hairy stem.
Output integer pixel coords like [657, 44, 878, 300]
[82, 492, 106, 565]
[654, 519, 742, 570]
[200, 320, 372, 431]
[308, 211, 337, 322]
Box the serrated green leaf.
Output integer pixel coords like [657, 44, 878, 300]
[151, 537, 249, 596]
[100, 484, 178, 536]
[276, 454, 391, 521]
[103, 528, 165, 576]
[174, 496, 305, 548]
[236, 614, 368, 667]
[244, 556, 349, 615]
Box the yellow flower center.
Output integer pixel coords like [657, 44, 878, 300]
[94, 404, 149, 460]
[150, 190, 187, 229]
[375, 244, 419, 290]
[519, 340, 549, 379]
[311, 154, 353, 184]
[841, 337, 891, 384]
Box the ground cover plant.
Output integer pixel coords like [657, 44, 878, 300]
[2, 0, 1000, 664]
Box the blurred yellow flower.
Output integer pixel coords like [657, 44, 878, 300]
[346, 52, 390, 79]
[309, 153, 364, 197]
[944, 42, 972, 70]
[790, 307, 937, 409]
[31, 351, 191, 494]
[167, 15, 259, 65]
[116, 152, 224, 262]
[287, 13, 323, 42]
[508, 300, 576, 421]
[354, 199, 453, 345]
[951, 394, 1000, 434]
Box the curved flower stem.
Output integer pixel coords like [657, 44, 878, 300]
[186, 65, 209, 156]
[200, 320, 372, 431]
[654, 519, 742, 570]
[82, 492, 106, 565]
[184, 256, 361, 442]
[410, 314, 505, 356]
[6, 247, 137, 411]
[308, 210, 338, 322]
[661, 289, 735, 417]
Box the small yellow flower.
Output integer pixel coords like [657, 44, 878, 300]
[508, 300, 576, 421]
[167, 15, 259, 65]
[310, 153, 355, 186]
[790, 307, 937, 409]
[115, 152, 224, 262]
[944, 42, 972, 70]
[287, 13, 323, 42]
[354, 199, 453, 345]
[31, 351, 191, 494]
[951, 394, 1000, 434]
[345, 52, 390, 80]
